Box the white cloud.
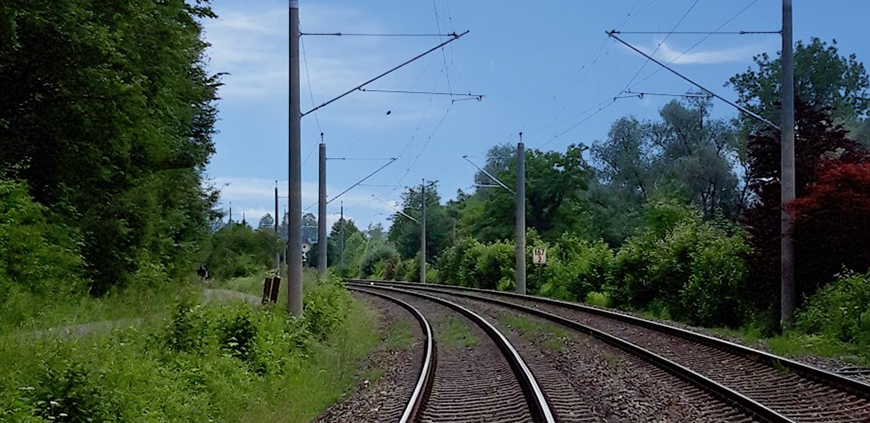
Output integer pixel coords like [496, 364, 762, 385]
[203, 9, 289, 99]
[202, 4, 389, 101]
[634, 40, 768, 65]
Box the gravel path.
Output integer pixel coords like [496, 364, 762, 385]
[21, 288, 260, 340]
[414, 290, 757, 422]
[316, 293, 424, 422]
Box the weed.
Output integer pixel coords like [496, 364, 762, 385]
[499, 313, 570, 350]
[439, 316, 478, 348]
[584, 291, 611, 308]
[385, 320, 415, 350]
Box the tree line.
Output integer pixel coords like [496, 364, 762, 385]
[322, 38, 870, 335]
[0, 1, 221, 323]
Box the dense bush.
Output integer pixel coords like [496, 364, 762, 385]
[30, 357, 121, 422]
[436, 237, 484, 286]
[303, 278, 351, 340]
[608, 200, 750, 326]
[359, 242, 400, 279]
[0, 179, 88, 325]
[475, 240, 515, 290]
[396, 255, 421, 282]
[204, 225, 281, 280]
[796, 271, 870, 347]
[536, 235, 614, 302]
[435, 238, 514, 289]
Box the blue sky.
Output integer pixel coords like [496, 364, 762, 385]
[202, 0, 870, 231]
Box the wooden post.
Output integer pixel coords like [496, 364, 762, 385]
[270, 276, 282, 304]
[262, 277, 273, 305]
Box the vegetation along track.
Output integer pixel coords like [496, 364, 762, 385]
[350, 286, 556, 423]
[351, 280, 870, 422]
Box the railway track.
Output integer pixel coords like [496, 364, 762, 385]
[349, 287, 555, 423]
[351, 280, 870, 422]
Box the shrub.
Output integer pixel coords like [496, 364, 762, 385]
[436, 237, 482, 286]
[303, 278, 351, 340]
[585, 291, 610, 307]
[796, 271, 870, 347]
[30, 357, 120, 422]
[399, 256, 421, 282]
[435, 238, 515, 289]
[205, 225, 280, 280]
[681, 223, 750, 327]
[359, 242, 400, 279]
[160, 300, 207, 353]
[609, 200, 750, 327]
[217, 308, 257, 362]
[474, 241, 515, 290]
[0, 179, 87, 325]
[425, 267, 440, 284]
[537, 235, 613, 301]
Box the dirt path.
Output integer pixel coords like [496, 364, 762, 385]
[21, 288, 260, 340]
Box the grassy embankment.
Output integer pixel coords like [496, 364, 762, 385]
[1, 269, 379, 422]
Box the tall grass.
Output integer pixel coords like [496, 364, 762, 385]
[0, 279, 203, 335]
[0, 277, 378, 421]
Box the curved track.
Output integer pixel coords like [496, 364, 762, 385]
[352, 280, 870, 422]
[350, 288, 434, 422]
[350, 286, 556, 423]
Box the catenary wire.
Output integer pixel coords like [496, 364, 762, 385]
[301, 32, 458, 37]
[627, 0, 761, 90]
[618, 0, 700, 95]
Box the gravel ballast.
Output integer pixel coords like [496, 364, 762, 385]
[316, 293, 424, 422]
[411, 290, 757, 422]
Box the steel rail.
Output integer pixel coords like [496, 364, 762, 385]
[349, 288, 435, 423]
[351, 281, 787, 423]
[354, 279, 870, 402]
[355, 283, 556, 423]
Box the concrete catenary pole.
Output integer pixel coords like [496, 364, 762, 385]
[421, 179, 427, 284]
[340, 201, 344, 267]
[287, 0, 303, 316]
[274, 182, 280, 270]
[780, 0, 796, 330]
[516, 138, 526, 295]
[317, 143, 328, 279]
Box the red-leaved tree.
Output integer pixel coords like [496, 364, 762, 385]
[789, 162, 870, 293]
[742, 99, 868, 326]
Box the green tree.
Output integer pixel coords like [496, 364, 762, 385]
[258, 214, 275, 231]
[328, 217, 361, 268]
[0, 0, 221, 294]
[366, 222, 385, 242]
[387, 181, 453, 262]
[589, 117, 651, 244]
[728, 38, 870, 144]
[590, 98, 741, 245]
[456, 143, 591, 244]
[649, 98, 741, 217]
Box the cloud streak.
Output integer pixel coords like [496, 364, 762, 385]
[203, 4, 390, 102]
[630, 40, 770, 65]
